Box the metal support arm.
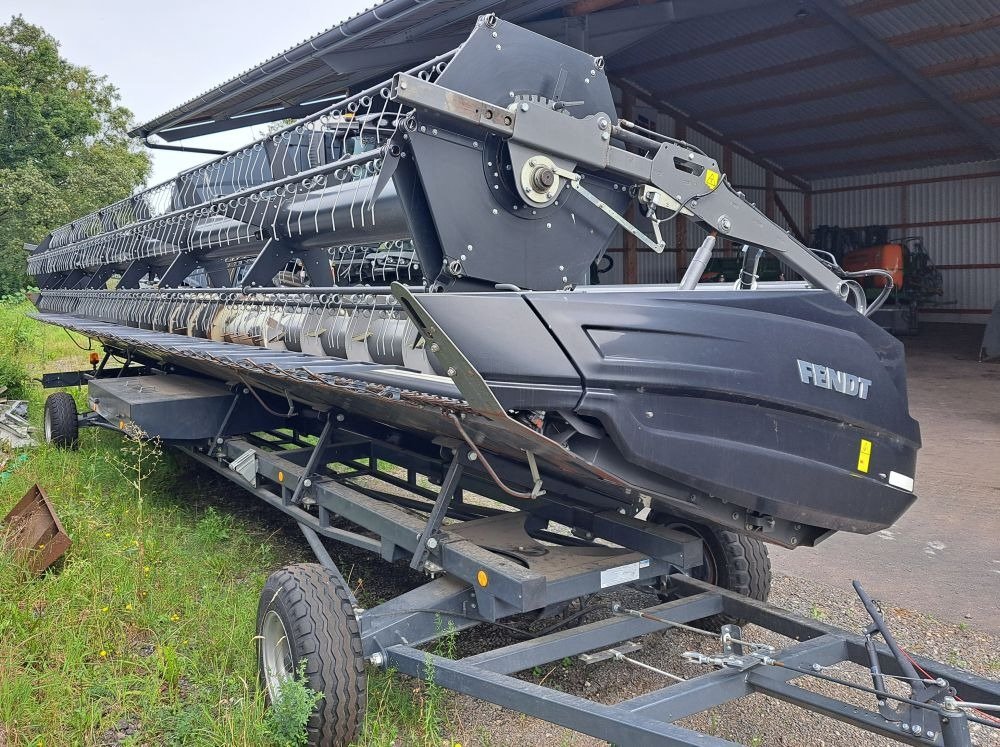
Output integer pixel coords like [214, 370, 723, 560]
[393, 72, 864, 311]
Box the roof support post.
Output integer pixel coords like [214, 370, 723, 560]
[621, 89, 638, 284]
[674, 122, 688, 280]
[765, 171, 776, 221]
[804, 190, 814, 243]
[774, 192, 805, 244]
[722, 146, 734, 255]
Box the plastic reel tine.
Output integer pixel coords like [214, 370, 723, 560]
[308, 126, 322, 172]
[280, 129, 296, 175]
[329, 108, 346, 161]
[233, 197, 248, 245]
[309, 176, 322, 236]
[310, 287, 330, 340]
[287, 181, 303, 238]
[301, 176, 317, 237]
[286, 182, 300, 238]
[241, 195, 255, 245]
[270, 189, 285, 241]
[329, 168, 344, 234]
[348, 162, 366, 229]
[373, 88, 391, 144]
[240, 146, 255, 192]
[244, 194, 260, 244]
[361, 159, 380, 223]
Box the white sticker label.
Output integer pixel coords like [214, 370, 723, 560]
[888, 471, 914, 492]
[600, 561, 641, 588]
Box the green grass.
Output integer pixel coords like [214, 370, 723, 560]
[0, 300, 278, 745]
[0, 300, 458, 747]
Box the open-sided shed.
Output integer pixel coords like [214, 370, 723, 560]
[133, 0, 1000, 323]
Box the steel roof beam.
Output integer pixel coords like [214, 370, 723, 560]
[734, 94, 994, 142]
[794, 145, 985, 178]
[616, 0, 916, 78]
[702, 49, 1000, 122]
[567, 0, 627, 15]
[763, 122, 955, 158]
[654, 18, 1000, 98]
[887, 14, 1000, 47]
[616, 14, 826, 76]
[955, 84, 1000, 103]
[662, 47, 863, 97]
[812, 0, 1000, 157]
[736, 101, 933, 139]
[920, 51, 1000, 78]
[155, 102, 334, 142]
[701, 75, 897, 119]
[846, 0, 921, 16]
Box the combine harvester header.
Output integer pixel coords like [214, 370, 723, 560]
[26, 16, 997, 746]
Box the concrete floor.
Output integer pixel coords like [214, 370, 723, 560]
[772, 322, 1000, 632]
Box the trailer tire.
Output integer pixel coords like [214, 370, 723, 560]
[44, 392, 79, 449]
[257, 562, 366, 747]
[649, 513, 771, 629]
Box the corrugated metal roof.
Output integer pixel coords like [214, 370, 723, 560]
[134, 0, 571, 139]
[647, 0, 999, 177]
[135, 0, 1000, 180]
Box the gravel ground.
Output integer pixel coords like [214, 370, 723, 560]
[438, 571, 1000, 747]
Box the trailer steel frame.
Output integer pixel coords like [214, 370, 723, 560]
[43, 357, 1000, 747]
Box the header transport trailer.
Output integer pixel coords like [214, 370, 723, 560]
[26, 17, 999, 746]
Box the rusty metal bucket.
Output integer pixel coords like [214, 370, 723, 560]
[1, 484, 71, 575]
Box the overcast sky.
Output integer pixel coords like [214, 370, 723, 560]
[7, 0, 374, 183]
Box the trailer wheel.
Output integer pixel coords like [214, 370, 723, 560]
[257, 563, 366, 747]
[43, 392, 79, 449]
[649, 513, 771, 629]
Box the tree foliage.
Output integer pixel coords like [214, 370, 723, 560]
[0, 16, 149, 294]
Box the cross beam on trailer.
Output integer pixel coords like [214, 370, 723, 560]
[180, 436, 700, 624]
[380, 576, 996, 747]
[40, 364, 1000, 747]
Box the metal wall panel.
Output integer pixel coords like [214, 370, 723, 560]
[813, 160, 1000, 322]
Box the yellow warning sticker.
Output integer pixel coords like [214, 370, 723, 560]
[857, 439, 872, 473]
[704, 169, 720, 190]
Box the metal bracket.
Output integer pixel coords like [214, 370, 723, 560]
[855, 580, 955, 736]
[721, 624, 744, 656]
[736, 244, 764, 290]
[290, 417, 336, 506]
[229, 449, 258, 487]
[210, 390, 242, 457]
[391, 282, 506, 418]
[409, 457, 465, 570]
[579, 640, 642, 665]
